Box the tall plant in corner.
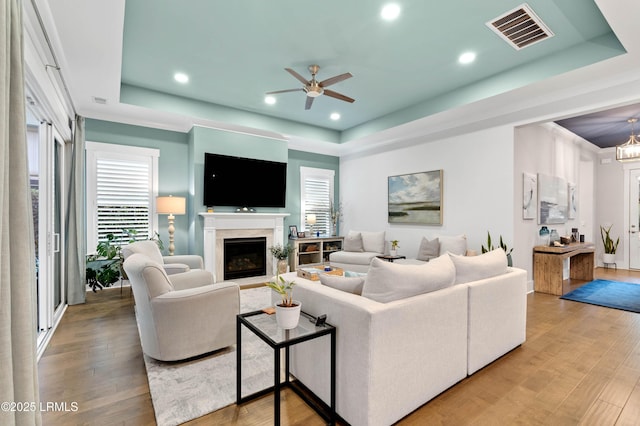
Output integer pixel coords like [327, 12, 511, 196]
[600, 225, 619, 264]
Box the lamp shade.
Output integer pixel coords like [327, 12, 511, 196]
[306, 214, 317, 225]
[156, 196, 186, 215]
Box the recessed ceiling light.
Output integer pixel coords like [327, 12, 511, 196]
[458, 52, 476, 65]
[265, 96, 276, 105]
[174, 72, 189, 84]
[330, 112, 341, 120]
[381, 3, 401, 21]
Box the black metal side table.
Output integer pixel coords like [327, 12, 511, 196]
[376, 254, 407, 262]
[236, 310, 336, 425]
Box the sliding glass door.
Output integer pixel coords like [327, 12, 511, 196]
[27, 108, 66, 348]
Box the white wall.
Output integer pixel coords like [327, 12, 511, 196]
[514, 123, 598, 291]
[596, 150, 626, 267]
[340, 126, 515, 259]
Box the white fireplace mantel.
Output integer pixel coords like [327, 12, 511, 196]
[199, 212, 290, 282]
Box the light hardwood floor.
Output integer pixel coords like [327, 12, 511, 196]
[39, 269, 640, 425]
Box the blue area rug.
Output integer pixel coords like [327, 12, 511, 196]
[561, 279, 640, 313]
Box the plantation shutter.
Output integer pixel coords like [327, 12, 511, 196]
[86, 142, 159, 251]
[95, 158, 151, 245]
[300, 167, 335, 236]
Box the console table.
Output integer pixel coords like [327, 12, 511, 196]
[533, 242, 595, 296]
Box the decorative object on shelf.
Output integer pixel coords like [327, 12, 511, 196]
[600, 224, 619, 264]
[288, 225, 298, 239]
[390, 239, 400, 256]
[388, 169, 443, 224]
[539, 226, 550, 246]
[269, 243, 294, 274]
[266, 275, 300, 329]
[156, 195, 186, 255]
[481, 231, 513, 266]
[549, 229, 560, 245]
[616, 118, 640, 162]
[571, 228, 579, 242]
[330, 201, 342, 236]
[306, 213, 320, 237]
[523, 172, 537, 219]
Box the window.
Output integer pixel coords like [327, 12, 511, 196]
[300, 167, 335, 236]
[86, 142, 159, 251]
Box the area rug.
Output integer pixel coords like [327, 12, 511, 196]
[560, 279, 640, 313]
[143, 286, 276, 426]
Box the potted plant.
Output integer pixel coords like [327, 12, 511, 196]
[600, 225, 619, 264]
[390, 240, 400, 256]
[481, 231, 514, 266]
[266, 274, 300, 329]
[269, 243, 294, 274]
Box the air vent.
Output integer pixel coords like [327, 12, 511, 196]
[92, 96, 108, 105]
[486, 3, 554, 50]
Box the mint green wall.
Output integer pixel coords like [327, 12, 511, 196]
[286, 150, 340, 235]
[85, 119, 191, 255]
[85, 119, 340, 258]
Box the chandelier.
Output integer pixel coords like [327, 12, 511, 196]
[616, 118, 640, 162]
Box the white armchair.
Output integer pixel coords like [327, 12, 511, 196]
[123, 253, 239, 361]
[122, 240, 203, 275]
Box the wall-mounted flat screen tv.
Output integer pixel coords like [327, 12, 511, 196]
[203, 152, 287, 208]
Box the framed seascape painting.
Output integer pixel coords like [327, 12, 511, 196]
[537, 173, 568, 225]
[388, 170, 443, 225]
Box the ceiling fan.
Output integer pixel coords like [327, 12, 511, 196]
[266, 64, 355, 110]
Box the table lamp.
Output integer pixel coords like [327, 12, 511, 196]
[307, 213, 318, 237]
[156, 195, 186, 255]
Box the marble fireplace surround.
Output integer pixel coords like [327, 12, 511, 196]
[199, 212, 289, 283]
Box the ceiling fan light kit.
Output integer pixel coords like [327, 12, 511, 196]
[266, 64, 355, 110]
[616, 118, 640, 162]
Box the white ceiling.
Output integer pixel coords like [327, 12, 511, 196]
[35, 0, 640, 155]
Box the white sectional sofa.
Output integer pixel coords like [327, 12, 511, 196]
[278, 249, 527, 426]
[328, 230, 386, 273]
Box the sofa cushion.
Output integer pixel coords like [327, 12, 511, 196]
[416, 237, 440, 261]
[449, 248, 508, 285]
[361, 255, 455, 303]
[344, 232, 364, 252]
[319, 274, 365, 295]
[360, 231, 385, 254]
[330, 250, 378, 266]
[438, 234, 467, 256]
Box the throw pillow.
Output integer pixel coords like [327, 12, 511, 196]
[449, 248, 508, 285]
[438, 234, 467, 256]
[361, 255, 455, 303]
[360, 231, 386, 254]
[319, 274, 365, 295]
[416, 237, 440, 261]
[344, 232, 364, 252]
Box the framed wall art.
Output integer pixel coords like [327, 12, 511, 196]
[523, 172, 537, 220]
[568, 182, 577, 219]
[537, 173, 568, 225]
[388, 169, 443, 225]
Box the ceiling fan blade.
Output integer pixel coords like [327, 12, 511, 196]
[285, 68, 310, 85]
[265, 88, 303, 94]
[319, 72, 352, 87]
[305, 96, 314, 110]
[323, 89, 355, 103]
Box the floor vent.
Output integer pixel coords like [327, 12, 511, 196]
[486, 3, 554, 50]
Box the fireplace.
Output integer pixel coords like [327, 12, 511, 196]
[223, 237, 267, 280]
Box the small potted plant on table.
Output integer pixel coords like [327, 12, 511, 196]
[266, 275, 300, 329]
[269, 243, 294, 274]
[390, 240, 400, 256]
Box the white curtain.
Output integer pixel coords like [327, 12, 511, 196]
[0, 0, 42, 424]
[66, 115, 86, 305]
